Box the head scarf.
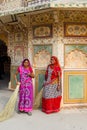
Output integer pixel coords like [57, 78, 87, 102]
[45, 56, 62, 80]
[51, 56, 60, 67]
[21, 58, 31, 67]
[18, 58, 32, 74]
[51, 56, 62, 76]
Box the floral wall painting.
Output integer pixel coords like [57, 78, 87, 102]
[33, 44, 52, 55]
[33, 44, 52, 68]
[14, 46, 24, 65]
[64, 45, 87, 68]
[32, 24, 53, 38]
[15, 32, 23, 42]
[33, 50, 51, 68]
[64, 23, 87, 37]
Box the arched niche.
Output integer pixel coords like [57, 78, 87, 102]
[65, 49, 87, 68]
[33, 49, 51, 68]
[0, 39, 11, 89]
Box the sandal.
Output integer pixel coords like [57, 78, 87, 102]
[27, 112, 32, 116]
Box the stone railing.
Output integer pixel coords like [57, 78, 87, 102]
[23, 0, 87, 7]
[24, 0, 54, 7]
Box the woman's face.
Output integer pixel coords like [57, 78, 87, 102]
[50, 57, 55, 65]
[23, 60, 29, 67]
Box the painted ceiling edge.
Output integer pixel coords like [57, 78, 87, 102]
[0, 1, 87, 17]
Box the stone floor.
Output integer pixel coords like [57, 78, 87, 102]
[0, 76, 87, 130]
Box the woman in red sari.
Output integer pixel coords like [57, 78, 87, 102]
[42, 56, 62, 114]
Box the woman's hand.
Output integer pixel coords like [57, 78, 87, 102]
[42, 82, 45, 87]
[16, 82, 20, 85]
[57, 85, 60, 91]
[28, 73, 32, 77]
[28, 73, 34, 78]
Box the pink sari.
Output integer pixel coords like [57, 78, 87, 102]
[18, 66, 33, 112]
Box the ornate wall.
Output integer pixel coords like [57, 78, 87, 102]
[0, 33, 8, 44]
[7, 9, 87, 106]
[28, 10, 59, 66]
[28, 10, 87, 68]
[58, 10, 87, 69]
[8, 27, 28, 89]
[58, 10, 87, 106]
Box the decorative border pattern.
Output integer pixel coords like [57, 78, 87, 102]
[32, 24, 53, 38]
[15, 32, 23, 42]
[64, 44, 87, 68]
[14, 46, 24, 65]
[33, 44, 52, 68]
[64, 70, 87, 103]
[64, 23, 87, 37]
[33, 44, 52, 55]
[1, 2, 87, 17]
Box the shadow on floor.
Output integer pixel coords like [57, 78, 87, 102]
[0, 73, 10, 90]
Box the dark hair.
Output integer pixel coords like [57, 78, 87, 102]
[22, 59, 30, 66]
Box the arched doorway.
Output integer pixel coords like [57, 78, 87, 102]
[0, 39, 11, 89]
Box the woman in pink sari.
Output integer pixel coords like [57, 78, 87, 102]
[42, 56, 62, 114]
[15, 59, 34, 116]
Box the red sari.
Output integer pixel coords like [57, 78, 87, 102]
[42, 57, 62, 114]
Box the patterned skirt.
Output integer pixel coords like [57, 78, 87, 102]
[42, 79, 62, 114]
[18, 83, 33, 112]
